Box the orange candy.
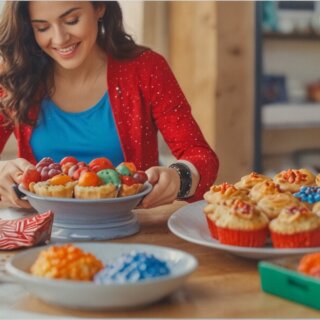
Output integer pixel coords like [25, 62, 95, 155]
[30, 244, 104, 281]
[78, 171, 102, 187]
[298, 253, 320, 277]
[49, 174, 73, 186]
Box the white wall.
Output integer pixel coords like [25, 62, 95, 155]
[120, 1, 144, 44]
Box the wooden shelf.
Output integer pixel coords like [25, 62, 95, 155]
[263, 31, 320, 41]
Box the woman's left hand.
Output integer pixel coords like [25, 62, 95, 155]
[140, 166, 180, 208]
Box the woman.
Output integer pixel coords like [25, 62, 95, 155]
[0, 1, 219, 208]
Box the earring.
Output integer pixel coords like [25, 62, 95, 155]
[98, 18, 105, 37]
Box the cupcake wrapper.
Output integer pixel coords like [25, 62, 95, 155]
[205, 216, 218, 239]
[217, 226, 268, 247]
[271, 228, 320, 248]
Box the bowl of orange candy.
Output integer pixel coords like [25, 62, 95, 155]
[18, 156, 152, 241]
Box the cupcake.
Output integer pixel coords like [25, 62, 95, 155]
[215, 199, 269, 247]
[203, 183, 249, 239]
[74, 170, 118, 199]
[29, 174, 76, 198]
[74, 184, 118, 199]
[257, 192, 299, 220]
[235, 172, 272, 191]
[116, 164, 147, 197]
[269, 205, 320, 248]
[249, 180, 282, 203]
[30, 244, 103, 281]
[273, 169, 315, 193]
[204, 202, 234, 239]
[204, 182, 249, 207]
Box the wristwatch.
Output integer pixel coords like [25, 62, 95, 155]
[169, 163, 192, 199]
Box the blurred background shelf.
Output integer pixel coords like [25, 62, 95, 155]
[262, 102, 320, 128]
[263, 31, 320, 41]
[258, 1, 320, 174]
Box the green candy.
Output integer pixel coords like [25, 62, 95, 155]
[97, 169, 121, 186]
[116, 164, 131, 176]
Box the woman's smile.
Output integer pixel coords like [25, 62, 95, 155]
[54, 42, 80, 58]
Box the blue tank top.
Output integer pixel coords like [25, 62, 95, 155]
[30, 92, 124, 165]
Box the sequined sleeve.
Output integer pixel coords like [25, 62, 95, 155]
[147, 52, 219, 201]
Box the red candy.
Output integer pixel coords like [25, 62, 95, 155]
[21, 168, 41, 190]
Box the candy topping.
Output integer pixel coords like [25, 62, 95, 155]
[94, 251, 170, 284]
[232, 199, 255, 218]
[294, 186, 320, 204]
[281, 169, 307, 183]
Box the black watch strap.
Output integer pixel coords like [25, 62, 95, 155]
[169, 163, 192, 199]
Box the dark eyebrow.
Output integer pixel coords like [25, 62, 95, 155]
[31, 7, 81, 23]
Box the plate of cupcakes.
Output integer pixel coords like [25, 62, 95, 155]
[17, 156, 152, 241]
[169, 169, 320, 259]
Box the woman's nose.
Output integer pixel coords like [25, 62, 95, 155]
[51, 25, 70, 45]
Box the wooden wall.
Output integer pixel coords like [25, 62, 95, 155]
[168, 1, 255, 183]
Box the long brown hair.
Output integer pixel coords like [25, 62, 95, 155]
[0, 1, 147, 125]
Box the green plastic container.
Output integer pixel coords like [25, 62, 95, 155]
[259, 256, 320, 310]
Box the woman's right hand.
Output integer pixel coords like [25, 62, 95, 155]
[0, 158, 34, 208]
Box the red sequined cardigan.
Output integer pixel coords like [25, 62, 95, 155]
[0, 50, 219, 202]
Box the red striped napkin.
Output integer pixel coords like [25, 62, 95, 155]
[0, 211, 54, 250]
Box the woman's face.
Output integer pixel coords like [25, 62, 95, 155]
[28, 1, 105, 70]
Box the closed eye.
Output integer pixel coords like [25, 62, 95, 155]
[65, 18, 79, 26]
[35, 26, 49, 33]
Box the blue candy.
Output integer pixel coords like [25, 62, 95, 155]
[294, 186, 320, 204]
[94, 251, 171, 284]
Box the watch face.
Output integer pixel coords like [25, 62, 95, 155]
[170, 163, 192, 199]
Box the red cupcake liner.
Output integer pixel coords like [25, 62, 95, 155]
[217, 226, 268, 247]
[271, 228, 320, 248]
[205, 215, 218, 239]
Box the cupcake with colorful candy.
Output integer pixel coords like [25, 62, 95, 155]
[203, 183, 249, 238]
[269, 205, 320, 248]
[235, 172, 272, 191]
[249, 180, 283, 203]
[29, 173, 77, 198]
[215, 199, 269, 247]
[273, 168, 315, 194]
[204, 183, 249, 208]
[257, 192, 299, 220]
[116, 162, 148, 197]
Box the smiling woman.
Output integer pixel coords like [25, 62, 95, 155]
[29, 2, 104, 72]
[0, 1, 219, 209]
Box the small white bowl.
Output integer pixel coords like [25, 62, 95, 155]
[6, 243, 197, 310]
[18, 183, 152, 241]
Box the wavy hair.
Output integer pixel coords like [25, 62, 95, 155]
[0, 1, 147, 125]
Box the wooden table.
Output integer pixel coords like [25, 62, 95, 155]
[1, 201, 320, 318]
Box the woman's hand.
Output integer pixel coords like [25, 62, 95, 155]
[0, 158, 34, 208]
[140, 166, 180, 208]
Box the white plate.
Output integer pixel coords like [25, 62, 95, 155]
[6, 242, 197, 310]
[168, 200, 320, 259]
